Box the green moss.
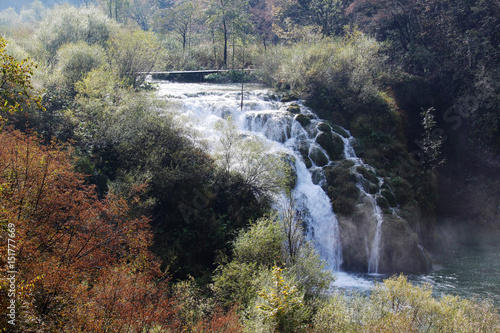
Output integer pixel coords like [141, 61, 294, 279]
[316, 132, 344, 161]
[287, 103, 301, 114]
[337, 159, 355, 169]
[341, 182, 360, 199]
[317, 122, 332, 133]
[309, 146, 329, 167]
[280, 92, 299, 102]
[356, 166, 378, 184]
[391, 176, 412, 205]
[294, 113, 311, 127]
[381, 189, 397, 207]
[368, 182, 379, 194]
[376, 196, 391, 214]
[381, 181, 391, 190]
[324, 165, 357, 186]
[332, 125, 349, 138]
[333, 197, 356, 215]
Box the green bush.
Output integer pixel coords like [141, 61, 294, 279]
[312, 275, 500, 332]
[34, 5, 117, 59]
[108, 29, 163, 87]
[55, 41, 104, 88]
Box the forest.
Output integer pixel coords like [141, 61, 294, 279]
[0, 0, 499, 331]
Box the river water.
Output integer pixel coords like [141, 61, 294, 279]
[411, 220, 500, 307]
[154, 80, 500, 308]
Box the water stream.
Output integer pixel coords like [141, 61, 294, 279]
[155, 81, 500, 304]
[156, 81, 343, 270]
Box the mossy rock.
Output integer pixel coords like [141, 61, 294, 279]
[391, 176, 412, 205]
[324, 165, 357, 186]
[316, 132, 344, 161]
[287, 103, 301, 114]
[337, 159, 355, 168]
[280, 92, 299, 102]
[381, 181, 392, 190]
[376, 196, 391, 214]
[333, 197, 356, 215]
[356, 166, 379, 184]
[378, 215, 430, 274]
[309, 146, 329, 167]
[381, 189, 397, 207]
[368, 182, 379, 194]
[332, 125, 349, 138]
[340, 182, 360, 199]
[317, 122, 332, 133]
[294, 113, 311, 127]
[302, 156, 312, 168]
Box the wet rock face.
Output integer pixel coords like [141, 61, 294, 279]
[309, 145, 329, 167]
[315, 131, 344, 161]
[294, 113, 311, 127]
[329, 164, 430, 274]
[338, 196, 378, 272]
[339, 207, 430, 274]
[378, 215, 430, 274]
[287, 103, 301, 114]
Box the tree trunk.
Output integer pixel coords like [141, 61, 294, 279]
[223, 19, 228, 68]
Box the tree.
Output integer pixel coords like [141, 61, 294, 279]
[128, 0, 156, 30]
[0, 129, 157, 331]
[214, 117, 291, 196]
[0, 37, 43, 126]
[35, 5, 117, 58]
[255, 266, 308, 333]
[248, 0, 279, 50]
[310, 0, 340, 36]
[155, 0, 196, 50]
[107, 28, 162, 87]
[54, 41, 105, 89]
[205, 0, 250, 68]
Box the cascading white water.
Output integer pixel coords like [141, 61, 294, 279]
[340, 131, 385, 274]
[156, 82, 343, 270]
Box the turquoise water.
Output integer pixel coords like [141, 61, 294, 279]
[410, 220, 500, 307]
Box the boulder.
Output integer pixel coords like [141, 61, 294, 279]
[294, 113, 311, 127]
[280, 92, 298, 102]
[332, 125, 350, 138]
[381, 189, 397, 207]
[378, 215, 430, 274]
[309, 145, 329, 167]
[315, 132, 344, 161]
[287, 103, 301, 114]
[317, 122, 332, 133]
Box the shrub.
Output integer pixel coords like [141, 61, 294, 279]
[311, 275, 500, 332]
[108, 29, 162, 87]
[34, 5, 117, 59]
[54, 41, 105, 88]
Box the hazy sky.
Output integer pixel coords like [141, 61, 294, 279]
[0, 0, 66, 12]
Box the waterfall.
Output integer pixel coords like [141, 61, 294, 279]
[157, 82, 343, 270]
[340, 132, 385, 274]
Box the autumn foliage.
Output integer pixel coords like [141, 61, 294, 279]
[0, 37, 43, 125]
[0, 128, 242, 332]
